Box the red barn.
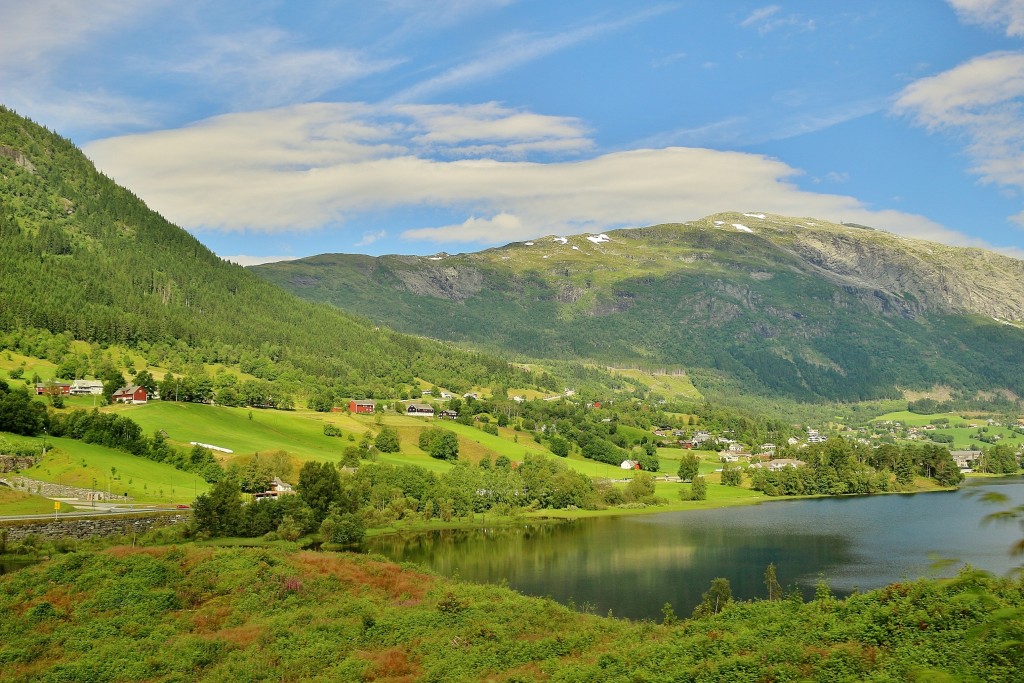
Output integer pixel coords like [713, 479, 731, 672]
[349, 400, 376, 414]
[112, 385, 148, 404]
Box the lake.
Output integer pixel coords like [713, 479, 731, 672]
[367, 477, 1024, 619]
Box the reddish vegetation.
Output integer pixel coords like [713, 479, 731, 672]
[291, 552, 434, 602]
[201, 623, 267, 648]
[358, 646, 420, 682]
[192, 604, 234, 632]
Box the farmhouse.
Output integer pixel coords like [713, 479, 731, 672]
[35, 382, 71, 396]
[111, 385, 148, 404]
[407, 403, 435, 417]
[438, 409, 458, 420]
[70, 379, 104, 395]
[749, 458, 806, 471]
[950, 451, 979, 470]
[349, 400, 375, 414]
[253, 477, 295, 501]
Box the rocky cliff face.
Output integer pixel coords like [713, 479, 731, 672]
[780, 226, 1024, 322]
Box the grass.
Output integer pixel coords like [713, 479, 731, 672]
[16, 435, 211, 505]
[0, 487, 75, 515]
[872, 410, 1024, 450]
[608, 367, 703, 399]
[104, 401, 356, 465]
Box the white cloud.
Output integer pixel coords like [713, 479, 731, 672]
[403, 213, 523, 242]
[169, 29, 401, 109]
[740, 5, 781, 28]
[0, 0, 167, 132]
[223, 255, 298, 266]
[739, 4, 815, 34]
[894, 51, 1024, 209]
[390, 5, 675, 103]
[355, 230, 388, 247]
[83, 101, 985, 251]
[947, 0, 1024, 37]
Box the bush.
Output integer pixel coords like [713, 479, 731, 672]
[374, 427, 400, 453]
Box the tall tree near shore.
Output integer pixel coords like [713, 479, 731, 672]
[764, 562, 782, 601]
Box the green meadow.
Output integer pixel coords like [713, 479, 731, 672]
[5, 401, 768, 516]
[873, 411, 1024, 450]
[16, 436, 211, 505]
[0, 486, 72, 515]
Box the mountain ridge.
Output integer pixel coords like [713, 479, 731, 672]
[251, 213, 1024, 403]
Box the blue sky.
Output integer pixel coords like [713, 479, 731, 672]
[3, 0, 1024, 263]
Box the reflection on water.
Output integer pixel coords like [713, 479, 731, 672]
[368, 478, 1024, 619]
[0, 559, 39, 575]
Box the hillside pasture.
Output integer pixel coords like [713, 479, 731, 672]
[0, 486, 73, 515]
[18, 436, 211, 504]
[105, 401, 354, 465]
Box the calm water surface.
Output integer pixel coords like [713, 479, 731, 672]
[368, 477, 1024, 619]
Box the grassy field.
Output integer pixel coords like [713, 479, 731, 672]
[0, 352, 57, 383]
[656, 447, 723, 476]
[608, 367, 703, 399]
[107, 401, 357, 465]
[872, 410, 1024, 450]
[16, 436, 211, 505]
[0, 486, 75, 515]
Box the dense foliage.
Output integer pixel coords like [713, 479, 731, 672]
[0, 107, 547, 400]
[190, 452, 671, 542]
[1, 546, 1022, 681]
[748, 439, 963, 496]
[0, 379, 46, 436]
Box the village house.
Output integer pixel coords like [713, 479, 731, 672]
[438, 409, 458, 420]
[253, 477, 295, 501]
[751, 458, 806, 471]
[69, 379, 104, 395]
[950, 451, 979, 471]
[406, 403, 435, 417]
[349, 400, 375, 414]
[35, 382, 71, 396]
[111, 385, 147, 404]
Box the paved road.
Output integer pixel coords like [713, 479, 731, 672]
[0, 506, 187, 522]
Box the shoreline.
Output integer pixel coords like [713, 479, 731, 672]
[364, 479, 968, 539]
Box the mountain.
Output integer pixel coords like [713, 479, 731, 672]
[251, 213, 1024, 403]
[0, 106, 532, 394]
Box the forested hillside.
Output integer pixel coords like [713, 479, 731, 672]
[0, 107, 534, 394]
[253, 215, 1024, 403]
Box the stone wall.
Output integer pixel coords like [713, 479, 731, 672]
[1, 475, 131, 502]
[0, 456, 37, 473]
[0, 512, 190, 542]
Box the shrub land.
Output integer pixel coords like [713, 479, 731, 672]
[0, 546, 1022, 682]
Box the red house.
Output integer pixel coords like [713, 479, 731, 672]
[349, 400, 375, 414]
[36, 382, 71, 396]
[112, 385, 148, 404]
